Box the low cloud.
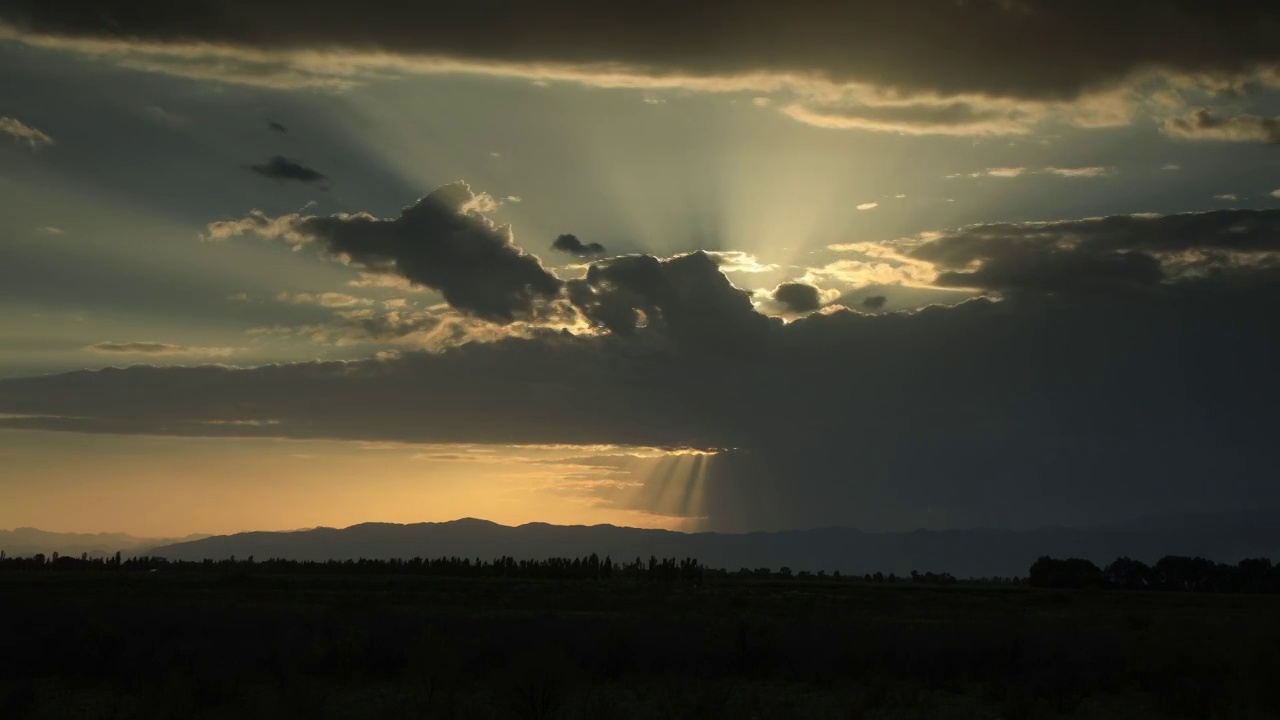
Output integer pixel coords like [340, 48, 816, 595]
[88, 342, 236, 357]
[856, 202, 878, 211]
[862, 295, 887, 310]
[0, 116, 53, 147]
[1044, 166, 1110, 177]
[1163, 109, 1280, 143]
[551, 233, 605, 258]
[276, 291, 371, 308]
[248, 156, 327, 184]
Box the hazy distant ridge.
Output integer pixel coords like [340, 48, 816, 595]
[141, 513, 1280, 577]
[0, 528, 208, 558]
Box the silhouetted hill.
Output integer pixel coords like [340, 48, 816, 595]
[146, 512, 1280, 577]
[0, 528, 208, 558]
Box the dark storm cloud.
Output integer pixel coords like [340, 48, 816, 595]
[248, 155, 326, 183]
[862, 295, 887, 310]
[267, 120, 287, 133]
[2, 1, 1277, 100]
[771, 282, 822, 313]
[1163, 109, 1280, 143]
[908, 209, 1280, 294]
[551, 234, 605, 258]
[207, 182, 563, 322]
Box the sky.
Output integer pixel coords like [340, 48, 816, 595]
[0, 1, 1278, 537]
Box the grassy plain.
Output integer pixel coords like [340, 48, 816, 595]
[2, 571, 1279, 719]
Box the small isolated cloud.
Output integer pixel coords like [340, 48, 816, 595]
[1163, 109, 1280, 143]
[1, 117, 53, 147]
[1214, 194, 1239, 201]
[505, 195, 522, 203]
[986, 167, 1025, 178]
[37, 226, 63, 235]
[1044, 166, 1110, 177]
[1271, 189, 1280, 199]
[226, 292, 251, 302]
[276, 291, 372, 308]
[771, 282, 823, 313]
[144, 105, 185, 125]
[489, 151, 502, 158]
[642, 96, 665, 105]
[268, 120, 288, 133]
[88, 341, 235, 357]
[751, 97, 772, 107]
[248, 156, 327, 184]
[551, 233, 606, 258]
[1161, 163, 1181, 171]
[894, 194, 907, 199]
[857, 202, 878, 211]
[862, 295, 888, 310]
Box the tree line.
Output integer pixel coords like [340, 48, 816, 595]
[5, 550, 1277, 593]
[1029, 555, 1280, 593]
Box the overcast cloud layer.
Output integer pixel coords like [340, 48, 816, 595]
[3, 2, 1278, 136]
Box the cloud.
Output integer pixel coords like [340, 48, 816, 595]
[770, 282, 823, 314]
[567, 251, 774, 349]
[1273, 189, 1280, 199]
[4, 5, 1278, 136]
[1163, 109, 1280, 143]
[862, 295, 887, 310]
[949, 166, 1110, 179]
[207, 182, 563, 322]
[268, 120, 288, 133]
[144, 105, 186, 125]
[1044, 166, 1110, 177]
[0, 116, 53, 147]
[37, 226, 62, 235]
[6, 251, 1277, 532]
[705, 251, 779, 274]
[88, 342, 235, 357]
[1161, 163, 1181, 171]
[505, 196, 522, 203]
[1215, 194, 1239, 202]
[905, 209, 1280, 294]
[276, 291, 371, 308]
[857, 202, 878, 211]
[248, 156, 327, 184]
[551, 233, 605, 258]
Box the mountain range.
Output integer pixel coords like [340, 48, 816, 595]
[0, 528, 208, 559]
[115, 512, 1280, 578]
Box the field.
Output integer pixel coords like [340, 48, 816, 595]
[3, 571, 1279, 719]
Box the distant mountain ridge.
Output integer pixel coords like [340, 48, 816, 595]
[142, 513, 1280, 578]
[0, 528, 208, 558]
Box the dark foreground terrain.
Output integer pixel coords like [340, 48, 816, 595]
[3, 571, 1279, 719]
